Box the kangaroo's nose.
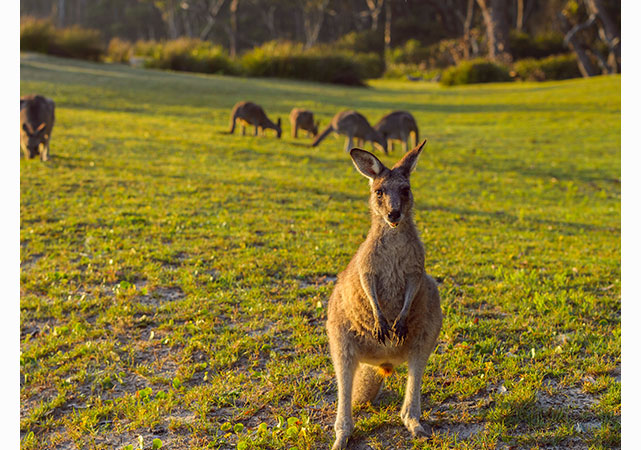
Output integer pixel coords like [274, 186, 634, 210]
[388, 210, 401, 222]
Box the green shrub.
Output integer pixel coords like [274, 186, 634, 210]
[513, 53, 581, 81]
[49, 25, 104, 60]
[387, 39, 432, 65]
[440, 58, 513, 86]
[142, 38, 238, 75]
[106, 37, 133, 63]
[333, 30, 384, 55]
[509, 31, 566, 60]
[20, 16, 56, 53]
[20, 17, 104, 60]
[239, 41, 383, 86]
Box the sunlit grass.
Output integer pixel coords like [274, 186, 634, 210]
[20, 52, 620, 449]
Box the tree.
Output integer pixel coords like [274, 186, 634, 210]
[476, 0, 511, 62]
[302, 0, 329, 49]
[585, 0, 620, 73]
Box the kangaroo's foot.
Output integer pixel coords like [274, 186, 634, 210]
[331, 429, 352, 450]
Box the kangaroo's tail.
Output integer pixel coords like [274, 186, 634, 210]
[229, 107, 238, 134]
[351, 363, 391, 406]
[310, 124, 333, 147]
[412, 124, 419, 148]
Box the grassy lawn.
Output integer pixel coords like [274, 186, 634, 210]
[20, 52, 620, 450]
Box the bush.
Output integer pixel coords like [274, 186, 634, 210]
[440, 58, 513, 86]
[141, 38, 238, 75]
[239, 41, 383, 86]
[509, 31, 566, 60]
[20, 17, 104, 60]
[106, 38, 133, 63]
[513, 53, 581, 81]
[333, 30, 384, 55]
[50, 25, 104, 60]
[20, 16, 56, 53]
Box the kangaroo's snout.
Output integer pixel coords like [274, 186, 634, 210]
[387, 210, 401, 222]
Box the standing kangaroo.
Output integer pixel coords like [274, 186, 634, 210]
[374, 110, 419, 153]
[326, 140, 442, 450]
[229, 101, 282, 138]
[20, 94, 55, 161]
[289, 108, 319, 138]
[311, 110, 387, 154]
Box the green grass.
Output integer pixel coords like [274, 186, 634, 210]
[20, 52, 620, 450]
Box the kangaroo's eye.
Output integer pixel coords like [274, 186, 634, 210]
[375, 189, 383, 198]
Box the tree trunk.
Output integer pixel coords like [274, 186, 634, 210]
[384, 0, 392, 51]
[476, 0, 511, 63]
[229, 0, 239, 57]
[463, 0, 474, 59]
[302, 0, 329, 50]
[585, 0, 620, 73]
[516, 0, 524, 31]
[559, 13, 598, 77]
[365, 0, 384, 32]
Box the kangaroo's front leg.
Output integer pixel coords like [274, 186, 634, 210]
[359, 271, 390, 344]
[392, 276, 420, 344]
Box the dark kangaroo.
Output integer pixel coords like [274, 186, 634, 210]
[289, 108, 319, 138]
[374, 110, 419, 153]
[326, 140, 442, 450]
[311, 110, 387, 154]
[20, 94, 55, 161]
[229, 101, 282, 138]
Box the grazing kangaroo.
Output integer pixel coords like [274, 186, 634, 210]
[374, 111, 419, 153]
[20, 94, 55, 161]
[326, 140, 442, 450]
[289, 108, 319, 138]
[229, 101, 282, 138]
[311, 110, 387, 154]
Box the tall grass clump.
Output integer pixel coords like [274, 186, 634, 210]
[513, 53, 581, 81]
[440, 58, 513, 86]
[141, 38, 238, 75]
[240, 41, 383, 86]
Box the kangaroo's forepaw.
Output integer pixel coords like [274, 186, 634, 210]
[373, 317, 391, 344]
[392, 318, 408, 345]
[331, 431, 351, 450]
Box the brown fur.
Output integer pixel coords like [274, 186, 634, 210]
[229, 101, 282, 138]
[326, 140, 442, 450]
[20, 94, 55, 161]
[289, 108, 319, 138]
[374, 110, 419, 153]
[311, 110, 387, 154]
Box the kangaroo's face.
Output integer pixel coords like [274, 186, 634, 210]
[350, 140, 426, 229]
[370, 172, 413, 228]
[21, 122, 46, 158]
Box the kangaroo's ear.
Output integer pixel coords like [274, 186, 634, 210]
[350, 148, 386, 181]
[393, 139, 426, 177]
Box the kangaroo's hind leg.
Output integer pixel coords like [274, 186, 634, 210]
[328, 334, 358, 450]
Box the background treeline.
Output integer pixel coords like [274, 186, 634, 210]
[20, 0, 620, 86]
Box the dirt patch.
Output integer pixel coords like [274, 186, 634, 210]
[136, 286, 185, 307]
[298, 274, 338, 289]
